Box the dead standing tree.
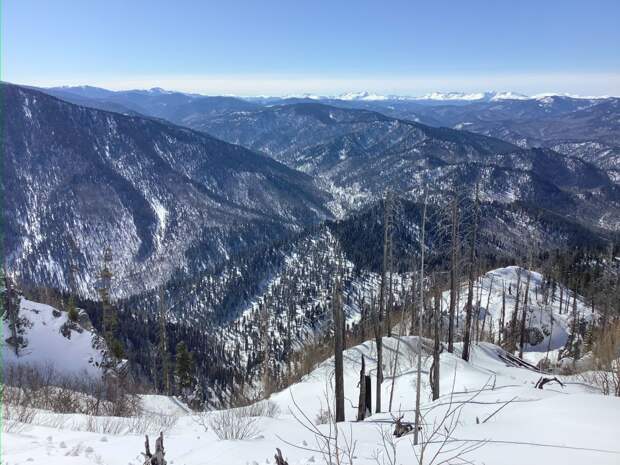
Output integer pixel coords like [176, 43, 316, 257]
[462, 185, 480, 362]
[373, 295, 384, 413]
[479, 274, 494, 343]
[430, 282, 441, 400]
[380, 191, 394, 337]
[499, 281, 506, 346]
[519, 261, 532, 359]
[413, 190, 428, 446]
[357, 354, 372, 420]
[333, 280, 345, 422]
[508, 269, 523, 352]
[447, 193, 460, 353]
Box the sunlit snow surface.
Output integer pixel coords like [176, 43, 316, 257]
[2, 270, 614, 465]
[3, 338, 618, 465]
[2, 297, 103, 377]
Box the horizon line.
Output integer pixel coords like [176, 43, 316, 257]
[6, 71, 620, 99]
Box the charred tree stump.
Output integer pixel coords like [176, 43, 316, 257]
[143, 432, 166, 465]
[274, 448, 289, 465]
[392, 415, 415, 438]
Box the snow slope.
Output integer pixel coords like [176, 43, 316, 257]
[3, 336, 618, 465]
[2, 297, 103, 377]
[448, 266, 591, 353]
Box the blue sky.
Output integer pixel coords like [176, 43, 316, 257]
[3, 0, 620, 96]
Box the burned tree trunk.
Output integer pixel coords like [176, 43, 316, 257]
[365, 375, 372, 416]
[374, 309, 383, 413]
[357, 355, 368, 421]
[409, 265, 417, 336]
[380, 192, 393, 337]
[414, 191, 427, 445]
[480, 276, 494, 343]
[448, 195, 459, 353]
[518, 268, 531, 359]
[509, 271, 522, 352]
[333, 281, 345, 422]
[274, 448, 289, 465]
[499, 282, 506, 347]
[431, 284, 441, 400]
[143, 433, 166, 465]
[462, 185, 480, 362]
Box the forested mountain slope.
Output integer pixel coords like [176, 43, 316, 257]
[2, 83, 331, 297]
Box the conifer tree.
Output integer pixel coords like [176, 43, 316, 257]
[175, 341, 194, 393]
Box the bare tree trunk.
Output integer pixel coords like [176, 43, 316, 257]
[357, 355, 367, 421]
[509, 271, 522, 352]
[570, 285, 579, 357]
[388, 282, 408, 412]
[381, 192, 393, 337]
[374, 298, 383, 413]
[409, 264, 417, 336]
[414, 191, 427, 446]
[462, 185, 480, 362]
[480, 276, 494, 344]
[499, 282, 506, 346]
[545, 300, 554, 363]
[431, 283, 441, 400]
[519, 267, 532, 359]
[333, 281, 345, 422]
[387, 252, 394, 337]
[448, 195, 459, 353]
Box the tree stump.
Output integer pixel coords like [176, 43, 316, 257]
[143, 432, 167, 465]
[274, 448, 289, 465]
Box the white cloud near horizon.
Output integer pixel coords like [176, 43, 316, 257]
[8, 72, 620, 97]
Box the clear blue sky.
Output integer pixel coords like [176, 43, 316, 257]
[3, 0, 620, 96]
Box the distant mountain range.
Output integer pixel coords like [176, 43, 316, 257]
[43, 85, 620, 170]
[4, 81, 619, 300]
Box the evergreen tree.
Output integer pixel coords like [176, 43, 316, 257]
[175, 341, 194, 393]
[67, 295, 79, 322]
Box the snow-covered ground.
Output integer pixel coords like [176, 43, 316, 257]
[448, 266, 591, 354]
[2, 269, 614, 464]
[2, 297, 103, 377]
[3, 336, 618, 465]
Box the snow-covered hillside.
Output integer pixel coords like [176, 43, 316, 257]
[449, 266, 591, 354]
[2, 297, 103, 377]
[3, 336, 618, 465]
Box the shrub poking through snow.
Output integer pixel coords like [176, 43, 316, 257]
[207, 406, 262, 440]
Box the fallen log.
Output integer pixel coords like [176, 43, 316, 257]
[535, 376, 565, 389]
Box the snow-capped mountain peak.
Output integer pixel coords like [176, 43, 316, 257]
[337, 91, 390, 101]
[415, 90, 529, 102]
